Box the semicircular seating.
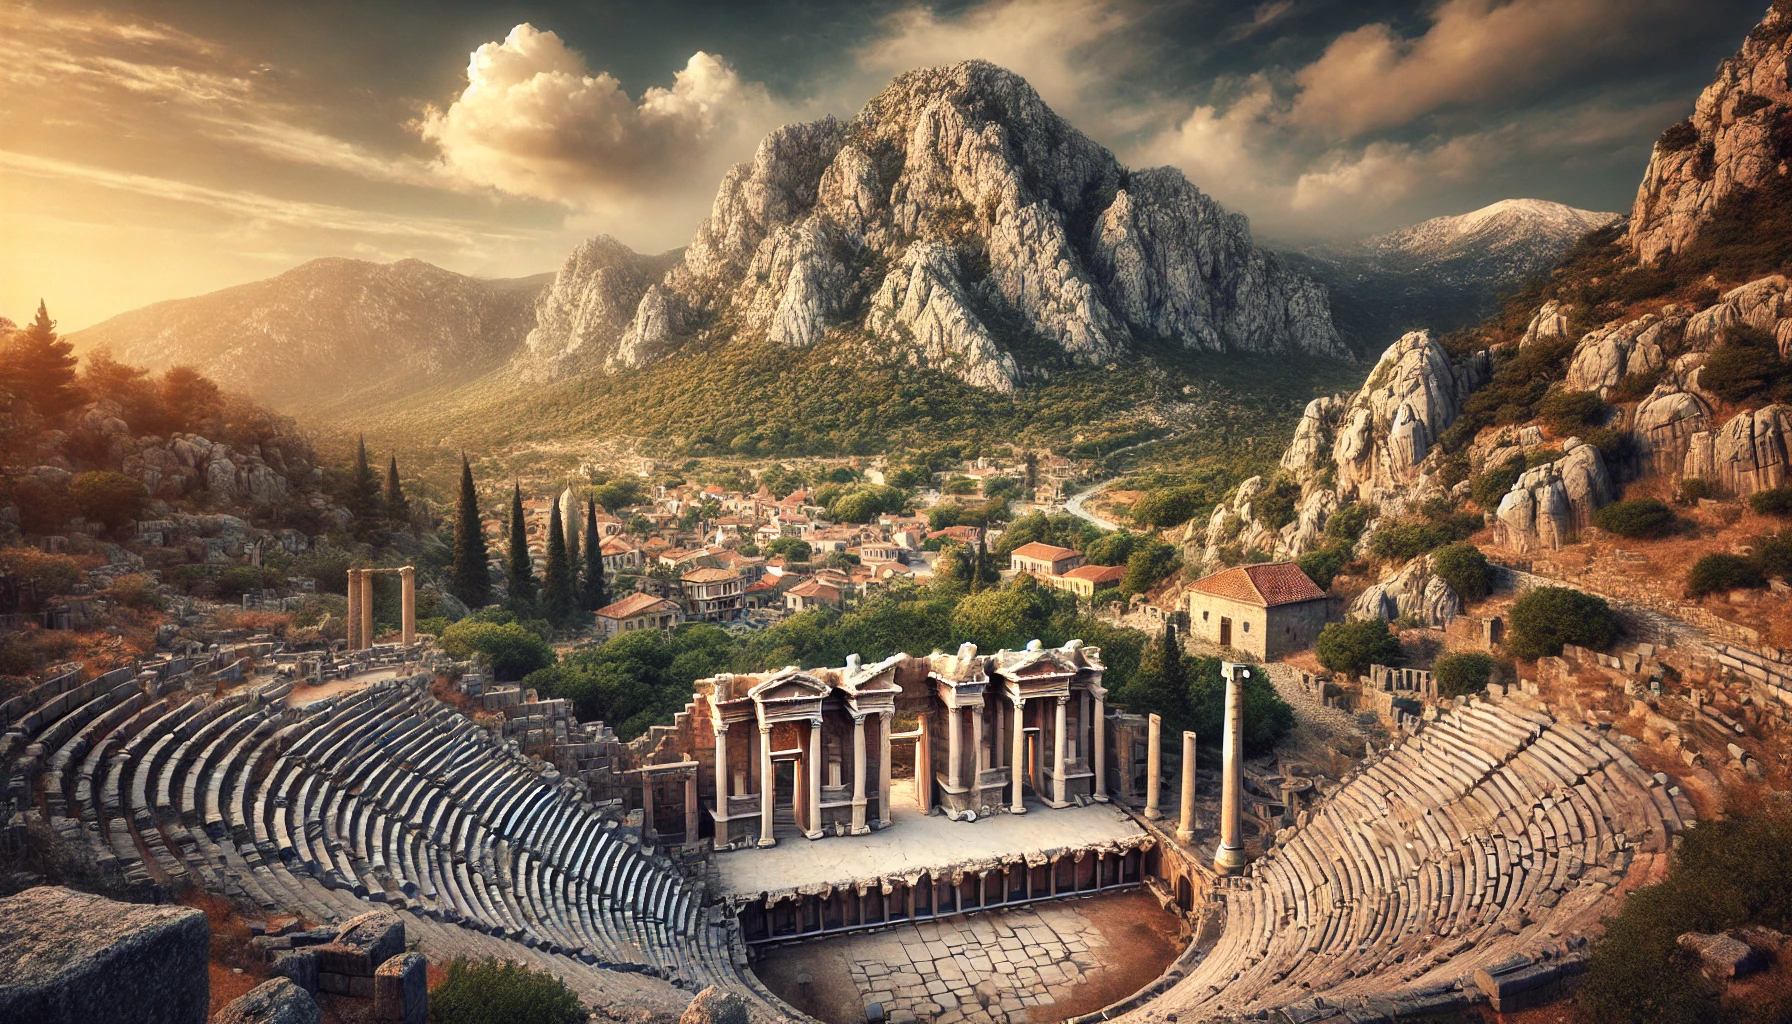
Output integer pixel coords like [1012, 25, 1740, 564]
[1129, 694, 1688, 1022]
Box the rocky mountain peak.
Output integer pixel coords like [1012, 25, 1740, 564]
[523, 59, 1346, 391]
[1367, 199, 1620, 268]
[1629, 3, 1792, 263]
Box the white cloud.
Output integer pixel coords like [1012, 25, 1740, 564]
[418, 24, 787, 209]
[1288, 0, 1690, 138]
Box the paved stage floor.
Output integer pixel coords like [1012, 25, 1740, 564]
[713, 779, 1145, 898]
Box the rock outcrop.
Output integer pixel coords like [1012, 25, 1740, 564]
[1629, 8, 1792, 263]
[600, 61, 1344, 390]
[1349, 556, 1461, 628]
[1562, 312, 1680, 397]
[211, 979, 321, 1024]
[511, 237, 682, 380]
[1683, 274, 1792, 353]
[0, 886, 210, 1024]
[1493, 440, 1614, 552]
[1684, 404, 1792, 495]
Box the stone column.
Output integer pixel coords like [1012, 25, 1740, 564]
[917, 713, 933, 814]
[1052, 695, 1069, 807]
[641, 772, 655, 839]
[877, 711, 893, 828]
[684, 770, 699, 845]
[399, 566, 416, 646]
[345, 569, 361, 650]
[851, 713, 869, 835]
[947, 704, 962, 792]
[1009, 695, 1027, 814]
[808, 717, 824, 839]
[1145, 713, 1163, 820]
[993, 694, 1005, 770]
[971, 702, 985, 804]
[713, 723, 730, 850]
[1177, 731, 1198, 844]
[758, 724, 776, 847]
[1093, 693, 1108, 802]
[359, 569, 375, 650]
[1216, 664, 1248, 872]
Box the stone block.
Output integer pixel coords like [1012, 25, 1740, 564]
[680, 986, 750, 1024]
[0, 885, 209, 1024]
[212, 978, 321, 1024]
[1680, 931, 1767, 978]
[374, 953, 427, 1024]
[270, 949, 319, 994]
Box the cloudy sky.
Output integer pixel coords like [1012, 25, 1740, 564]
[0, 0, 1769, 329]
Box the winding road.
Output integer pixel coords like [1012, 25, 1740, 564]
[1064, 480, 1120, 530]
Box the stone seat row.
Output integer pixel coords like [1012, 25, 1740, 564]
[0, 670, 750, 1002]
[1160, 697, 1682, 1020]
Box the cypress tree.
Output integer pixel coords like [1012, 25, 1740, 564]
[506, 483, 536, 609]
[383, 455, 409, 523]
[1160, 621, 1187, 695]
[351, 435, 379, 515]
[564, 494, 581, 592]
[449, 454, 491, 609]
[971, 535, 987, 594]
[542, 499, 576, 626]
[583, 500, 608, 611]
[1, 301, 81, 420]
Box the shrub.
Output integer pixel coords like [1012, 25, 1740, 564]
[1593, 498, 1679, 538]
[1252, 477, 1301, 532]
[1430, 543, 1492, 602]
[1702, 324, 1792, 405]
[1657, 119, 1699, 152]
[0, 547, 84, 597]
[1761, 531, 1792, 579]
[1433, 652, 1496, 698]
[1296, 546, 1347, 590]
[1471, 453, 1526, 510]
[1130, 486, 1204, 528]
[68, 471, 150, 535]
[1369, 520, 1452, 562]
[1676, 478, 1714, 504]
[1685, 553, 1766, 598]
[1315, 619, 1402, 677]
[439, 620, 557, 680]
[428, 957, 585, 1024]
[1324, 502, 1371, 541]
[105, 573, 163, 610]
[1750, 485, 1792, 517]
[1539, 389, 1608, 437]
[1505, 586, 1619, 658]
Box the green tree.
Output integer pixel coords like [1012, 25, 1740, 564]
[583, 500, 608, 611]
[1114, 622, 1195, 733]
[67, 470, 149, 535]
[382, 455, 409, 523]
[1505, 585, 1619, 658]
[1184, 657, 1292, 755]
[2, 301, 82, 420]
[1315, 619, 1402, 677]
[438, 620, 556, 680]
[506, 483, 536, 610]
[541, 499, 577, 626]
[350, 435, 379, 516]
[1121, 540, 1180, 598]
[428, 957, 584, 1024]
[564, 499, 581, 593]
[449, 454, 492, 609]
[1593, 498, 1678, 539]
[1433, 652, 1496, 697]
[1430, 543, 1492, 602]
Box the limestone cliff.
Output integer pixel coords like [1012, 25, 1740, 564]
[603, 61, 1344, 390]
[512, 238, 682, 381]
[1629, 5, 1792, 263]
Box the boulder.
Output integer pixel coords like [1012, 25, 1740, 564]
[1494, 441, 1613, 552]
[1520, 300, 1573, 349]
[1684, 405, 1792, 496]
[681, 986, 751, 1024]
[1563, 314, 1674, 396]
[1348, 557, 1461, 627]
[0, 886, 209, 1024]
[1632, 385, 1714, 477]
[211, 978, 321, 1024]
[373, 953, 427, 1024]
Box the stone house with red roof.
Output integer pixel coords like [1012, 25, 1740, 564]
[1185, 562, 1330, 661]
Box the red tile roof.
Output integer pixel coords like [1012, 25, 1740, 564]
[681, 567, 739, 583]
[1059, 564, 1125, 583]
[1189, 563, 1325, 607]
[595, 592, 677, 619]
[1011, 542, 1079, 562]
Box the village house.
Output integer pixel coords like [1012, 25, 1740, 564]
[598, 537, 644, 574]
[681, 567, 745, 622]
[1048, 563, 1125, 598]
[1185, 562, 1329, 661]
[784, 578, 843, 612]
[595, 592, 684, 637]
[1009, 541, 1084, 578]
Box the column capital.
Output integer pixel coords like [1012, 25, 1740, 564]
[1056, 694, 1070, 706]
[850, 710, 868, 724]
[759, 722, 773, 735]
[878, 708, 893, 720]
[1008, 691, 1027, 707]
[812, 716, 826, 728]
[714, 721, 730, 734]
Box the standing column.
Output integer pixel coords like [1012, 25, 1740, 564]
[877, 711, 893, 828]
[1145, 713, 1163, 819]
[684, 770, 699, 845]
[971, 702, 985, 804]
[1079, 690, 1090, 761]
[359, 569, 374, 650]
[344, 569, 358, 650]
[399, 566, 416, 646]
[641, 773, 655, 839]
[917, 713, 933, 813]
[807, 718, 824, 839]
[946, 705, 962, 792]
[1052, 695, 1069, 807]
[1176, 731, 1198, 844]
[850, 713, 869, 835]
[758, 724, 776, 847]
[1009, 695, 1027, 814]
[1216, 664, 1248, 872]
[1093, 692, 1108, 802]
[993, 694, 1006, 770]
[713, 724, 730, 850]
